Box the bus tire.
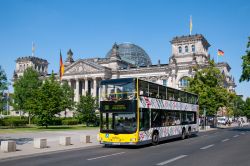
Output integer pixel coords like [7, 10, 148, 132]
[181, 129, 186, 140]
[187, 127, 191, 138]
[152, 132, 159, 145]
[104, 144, 109, 148]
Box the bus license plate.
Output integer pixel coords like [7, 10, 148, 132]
[112, 142, 120, 145]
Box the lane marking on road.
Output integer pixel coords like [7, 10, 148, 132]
[156, 155, 188, 166]
[233, 135, 239, 138]
[200, 134, 208, 137]
[240, 132, 245, 135]
[200, 144, 214, 150]
[222, 139, 230, 142]
[87, 152, 125, 161]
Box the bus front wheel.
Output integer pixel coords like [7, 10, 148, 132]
[152, 132, 159, 145]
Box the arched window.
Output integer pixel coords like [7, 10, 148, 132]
[179, 77, 189, 87]
[192, 45, 195, 52]
[185, 46, 188, 53]
[178, 46, 182, 53]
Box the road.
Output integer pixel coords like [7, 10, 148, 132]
[1, 126, 250, 166]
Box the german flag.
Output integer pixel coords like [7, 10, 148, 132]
[60, 51, 64, 80]
[218, 49, 224, 56]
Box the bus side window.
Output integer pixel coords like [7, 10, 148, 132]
[149, 83, 158, 98]
[139, 80, 149, 97]
[180, 91, 187, 103]
[167, 88, 174, 100]
[174, 89, 179, 102]
[159, 86, 166, 99]
[139, 108, 150, 131]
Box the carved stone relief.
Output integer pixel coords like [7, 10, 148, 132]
[65, 62, 99, 74]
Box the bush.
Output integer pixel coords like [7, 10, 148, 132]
[0, 119, 4, 126]
[50, 117, 62, 125]
[1, 116, 28, 127]
[62, 119, 78, 125]
[31, 116, 38, 125]
[35, 117, 63, 126]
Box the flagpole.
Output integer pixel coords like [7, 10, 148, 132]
[32, 42, 35, 56]
[190, 15, 192, 35]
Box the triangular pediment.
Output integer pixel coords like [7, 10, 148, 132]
[64, 60, 105, 74]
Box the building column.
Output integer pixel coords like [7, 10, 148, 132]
[75, 79, 79, 102]
[84, 79, 88, 95]
[68, 79, 72, 88]
[80, 79, 84, 96]
[93, 78, 97, 97]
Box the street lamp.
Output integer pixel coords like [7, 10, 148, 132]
[203, 107, 206, 130]
[6, 88, 9, 115]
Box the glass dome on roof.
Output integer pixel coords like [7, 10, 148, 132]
[106, 42, 152, 66]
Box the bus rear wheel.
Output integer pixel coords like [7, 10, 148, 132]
[181, 129, 186, 140]
[152, 132, 159, 145]
[187, 128, 191, 138]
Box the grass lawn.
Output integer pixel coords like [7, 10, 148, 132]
[0, 125, 99, 134]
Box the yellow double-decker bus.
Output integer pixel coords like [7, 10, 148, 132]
[98, 78, 199, 146]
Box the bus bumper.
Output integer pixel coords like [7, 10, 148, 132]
[100, 141, 137, 145]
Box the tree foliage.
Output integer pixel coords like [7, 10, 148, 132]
[61, 82, 75, 117]
[240, 37, 250, 82]
[76, 94, 98, 126]
[13, 69, 75, 127]
[13, 67, 42, 120]
[35, 73, 64, 127]
[0, 66, 8, 112]
[231, 95, 245, 117]
[244, 97, 250, 118]
[186, 60, 234, 116]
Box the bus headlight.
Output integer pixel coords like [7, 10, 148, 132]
[130, 138, 136, 142]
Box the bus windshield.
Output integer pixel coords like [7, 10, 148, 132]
[101, 112, 137, 134]
[100, 78, 136, 101]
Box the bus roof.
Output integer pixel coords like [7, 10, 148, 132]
[100, 78, 134, 85]
[100, 78, 198, 96]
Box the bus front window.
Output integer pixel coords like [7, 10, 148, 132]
[100, 81, 136, 101]
[101, 112, 137, 134]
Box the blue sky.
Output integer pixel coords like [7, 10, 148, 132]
[0, 0, 249, 98]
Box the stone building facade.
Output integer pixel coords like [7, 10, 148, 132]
[59, 34, 236, 103]
[13, 34, 236, 116]
[13, 56, 48, 80]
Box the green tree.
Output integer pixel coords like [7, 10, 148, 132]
[76, 94, 98, 126]
[186, 60, 233, 116]
[35, 72, 64, 128]
[240, 37, 250, 82]
[232, 95, 245, 117]
[0, 66, 8, 114]
[61, 82, 75, 117]
[13, 67, 42, 123]
[243, 97, 250, 118]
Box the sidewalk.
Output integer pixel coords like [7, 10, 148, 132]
[217, 122, 249, 129]
[0, 129, 100, 160]
[199, 122, 250, 132]
[1, 123, 249, 160]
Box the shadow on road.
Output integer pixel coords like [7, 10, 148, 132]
[0, 137, 33, 145]
[229, 126, 250, 132]
[102, 134, 198, 149]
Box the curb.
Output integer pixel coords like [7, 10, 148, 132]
[0, 144, 102, 162]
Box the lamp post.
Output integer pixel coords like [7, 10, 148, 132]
[6, 89, 9, 115]
[203, 108, 206, 130]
